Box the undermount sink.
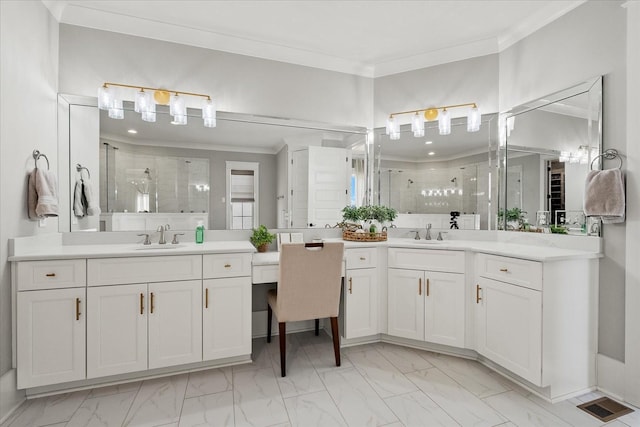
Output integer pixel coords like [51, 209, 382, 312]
[414, 240, 443, 244]
[135, 244, 184, 250]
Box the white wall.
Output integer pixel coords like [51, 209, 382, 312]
[58, 25, 373, 128]
[0, 0, 59, 419]
[499, 1, 627, 361]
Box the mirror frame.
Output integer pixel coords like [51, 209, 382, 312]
[57, 93, 370, 233]
[497, 76, 603, 235]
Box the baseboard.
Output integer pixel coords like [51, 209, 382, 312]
[596, 353, 626, 401]
[251, 310, 318, 338]
[0, 369, 25, 424]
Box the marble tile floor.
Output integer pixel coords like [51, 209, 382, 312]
[3, 331, 638, 427]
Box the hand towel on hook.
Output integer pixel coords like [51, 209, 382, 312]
[28, 168, 59, 219]
[584, 168, 625, 223]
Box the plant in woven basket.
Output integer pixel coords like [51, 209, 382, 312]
[250, 225, 275, 252]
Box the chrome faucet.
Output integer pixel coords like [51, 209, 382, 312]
[157, 224, 170, 244]
[137, 233, 151, 245]
[437, 231, 448, 241]
[411, 230, 421, 240]
[425, 223, 432, 240]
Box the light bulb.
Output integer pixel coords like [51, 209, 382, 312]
[411, 112, 424, 137]
[438, 109, 451, 135]
[467, 105, 481, 132]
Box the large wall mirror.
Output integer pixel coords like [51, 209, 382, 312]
[57, 94, 368, 232]
[498, 76, 602, 235]
[374, 114, 498, 230]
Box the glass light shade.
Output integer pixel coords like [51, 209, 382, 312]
[438, 109, 451, 135]
[108, 99, 124, 119]
[559, 151, 571, 162]
[169, 93, 186, 117]
[141, 101, 156, 123]
[202, 98, 216, 128]
[411, 112, 425, 137]
[97, 86, 112, 110]
[467, 105, 481, 132]
[135, 90, 153, 114]
[172, 114, 188, 125]
[388, 116, 400, 140]
[385, 116, 395, 135]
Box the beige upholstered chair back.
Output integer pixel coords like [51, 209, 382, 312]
[276, 242, 344, 322]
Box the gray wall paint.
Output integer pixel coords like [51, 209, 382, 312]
[0, 1, 59, 384]
[499, 0, 627, 361]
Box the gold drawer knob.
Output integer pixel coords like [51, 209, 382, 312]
[224, 264, 231, 268]
[45, 273, 56, 277]
[359, 257, 366, 261]
[499, 268, 508, 272]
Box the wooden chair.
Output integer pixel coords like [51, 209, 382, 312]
[267, 242, 344, 377]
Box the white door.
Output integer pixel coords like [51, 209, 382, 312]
[203, 277, 252, 360]
[424, 271, 465, 348]
[17, 288, 86, 388]
[307, 146, 350, 228]
[148, 280, 202, 369]
[344, 268, 378, 339]
[476, 277, 542, 385]
[87, 284, 147, 378]
[387, 269, 424, 341]
[290, 149, 309, 228]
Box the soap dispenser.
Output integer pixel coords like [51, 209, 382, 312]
[195, 220, 205, 244]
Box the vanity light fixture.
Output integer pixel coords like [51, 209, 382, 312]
[98, 83, 216, 128]
[386, 102, 480, 138]
[559, 145, 598, 164]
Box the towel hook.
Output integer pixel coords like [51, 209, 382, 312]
[76, 164, 91, 179]
[590, 149, 622, 170]
[32, 150, 50, 170]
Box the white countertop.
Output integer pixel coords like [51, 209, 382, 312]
[9, 240, 256, 262]
[9, 236, 600, 263]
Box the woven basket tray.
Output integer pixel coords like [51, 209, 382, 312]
[342, 230, 387, 242]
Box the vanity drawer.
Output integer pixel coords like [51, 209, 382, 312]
[203, 253, 252, 278]
[388, 248, 464, 273]
[87, 255, 202, 286]
[346, 247, 377, 269]
[476, 253, 542, 291]
[16, 260, 86, 291]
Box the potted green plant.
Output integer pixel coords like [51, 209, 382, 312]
[498, 207, 527, 230]
[250, 225, 275, 252]
[341, 205, 398, 231]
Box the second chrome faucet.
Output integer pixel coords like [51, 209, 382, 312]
[157, 224, 171, 244]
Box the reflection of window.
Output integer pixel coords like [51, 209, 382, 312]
[226, 162, 259, 229]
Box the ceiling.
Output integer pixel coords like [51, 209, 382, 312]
[44, 0, 584, 78]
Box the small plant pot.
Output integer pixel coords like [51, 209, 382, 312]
[257, 243, 268, 253]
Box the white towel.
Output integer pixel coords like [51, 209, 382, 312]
[584, 169, 625, 224]
[28, 168, 59, 219]
[73, 179, 86, 217]
[83, 178, 101, 216]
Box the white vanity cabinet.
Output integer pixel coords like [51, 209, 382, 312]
[343, 247, 378, 339]
[86, 256, 204, 377]
[474, 253, 597, 398]
[388, 248, 465, 348]
[15, 260, 87, 389]
[202, 254, 252, 360]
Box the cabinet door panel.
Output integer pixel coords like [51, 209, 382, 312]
[17, 288, 86, 388]
[476, 277, 542, 385]
[203, 277, 252, 360]
[387, 269, 424, 340]
[87, 284, 147, 378]
[425, 272, 465, 348]
[148, 280, 202, 369]
[345, 268, 378, 339]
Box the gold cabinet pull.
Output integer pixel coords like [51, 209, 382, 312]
[359, 257, 366, 261]
[205, 288, 209, 309]
[46, 273, 56, 277]
[419, 277, 422, 295]
[140, 293, 144, 314]
[476, 284, 482, 304]
[348, 277, 353, 294]
[76, 298, 81, 320]
[499, 268, 508, 272]
[150, 292, 155, 314]
[224, 263, 231, 268]
[426, 278, 430, 297]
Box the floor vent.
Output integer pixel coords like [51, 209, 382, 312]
[577, 397, 634, 422]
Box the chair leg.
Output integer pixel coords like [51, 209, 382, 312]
[330, 317, 341, 367]
[267, 304, 273, 343]
[315, 319, 320, 336]
[279, 322, 286, 377]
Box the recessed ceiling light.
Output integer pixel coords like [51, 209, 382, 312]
[425, 140, 433, 145]
[428, 151, 435, 156]
[127, 129, 137, 134]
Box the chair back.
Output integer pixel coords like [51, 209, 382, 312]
[276, 242, 344, 322]
[277, 232, 304, 251]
